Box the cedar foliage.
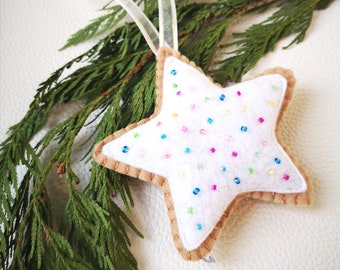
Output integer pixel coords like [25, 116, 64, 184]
[0, 0, 333, 269]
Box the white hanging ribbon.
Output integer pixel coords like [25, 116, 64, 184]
[115, 0, 178, 55]
[158, 0, 178, 50]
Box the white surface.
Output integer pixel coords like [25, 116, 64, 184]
[1, 1, 340, 270]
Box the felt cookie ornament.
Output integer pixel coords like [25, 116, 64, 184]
[93, 0, 310, 261]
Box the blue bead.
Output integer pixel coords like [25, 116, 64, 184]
[122, 146, 129, 153]
[234, 177, 241, 184]
[171, 69, 177, 76]
[221, 166, 227, 172]
[185, 147, 190, 153]
[160, 134, 167, 139]
[207, 117, 214, 124]
[240, 126, 248, 132]
[219, 94, 226, 101]
[196, 223, 202, 230]
[274, 158, 281, 164]
[193, 187, 200, 195]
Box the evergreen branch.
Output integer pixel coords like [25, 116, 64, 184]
[60, 5, 126, 50]
[43, 229, 93, 270]
[61, 0, 195, 50]
[210, 0, 327, 82]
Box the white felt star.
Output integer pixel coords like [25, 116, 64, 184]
[93, 47, 309, 260]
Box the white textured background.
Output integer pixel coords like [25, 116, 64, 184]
[1, 1, 339, 270]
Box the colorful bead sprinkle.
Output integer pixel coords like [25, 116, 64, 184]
[258, 117, 264, 123]
[274, 158, 281, 164]
[207, 118, 214, 124]
[185, 147, 191, 153]
[234, 177, 241, 184]
[176, 91, 182, 96]
[237, 91, 242, 96]
[172, 83, 178, 88]
[122, 146, 129, 153]
[248, 167, 254, 174]
[219, 94, 226, 101]
[133, 132, 139, 138]
[188, 207, 194, 214]
[171, 69, 177, 76]
[160, 134, 167, 139]
[197, 223, 203, 230]
[232, 151, 238, 157]
[221, 166, 227, 172]
[211, 185, 217, 191]
[210, 147, 216, 153]
[268, 169, 274, 175]
[240, 126, 248, 132]
[193, 187, 200, 195]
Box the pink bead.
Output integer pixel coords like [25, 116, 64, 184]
[176, 91, 182, 96]
[210, 147, 216, 153]
[211, 185, 217, 191]
[283, 174, 290, 180]
[199, 129, 206, 135]
[258, 117, 264, 123]
[232, 151, 238, 157]
[237, 91, 241, 96]
[181, 126, 189, 133]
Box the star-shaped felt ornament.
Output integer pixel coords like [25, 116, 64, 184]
[93, 47, 310, 260]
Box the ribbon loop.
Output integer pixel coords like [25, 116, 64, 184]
[115, 0, 160, 54]
[115, 0, 178, 55]
[158, 0, 178, 51]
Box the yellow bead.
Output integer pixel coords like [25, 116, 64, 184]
[269, 101, 275, 107]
